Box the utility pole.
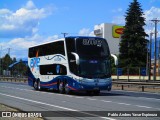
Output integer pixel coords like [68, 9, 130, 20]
[7, 48, 11, 56]
[159, 38, 160, 78]
[0, 46, 2, 76]
[151, 18, 160, 81]
[61, 33, 68, 38]
[148, 32, 153, 81]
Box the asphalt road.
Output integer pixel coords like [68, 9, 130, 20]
[0, 82, 160, 120]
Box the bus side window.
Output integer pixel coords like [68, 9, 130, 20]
[68, 53, 78, 75]
[59, 65, 67, 75]
[40, 64, 67, 75]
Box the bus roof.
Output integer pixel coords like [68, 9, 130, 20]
[29, 36, 105, 48]
[29, 38, 65, 48]
[66, 36, 105, 39]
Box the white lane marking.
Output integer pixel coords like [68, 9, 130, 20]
[135, 105, 152, 109]
[0, 93, 116, 120]
[137, 97, 160, 101]
[1, 85, 160, 101]
[75, 96, 84, 99]
[117, 103, 131, 106]
[87, 98, 97, 101]
[113, 89, 160, 95]
[0, 92, 76, 111]
[0, 85, 81, 98]
[113, 90, 160, 101]
[1, 85, 160, 111]
[100, 100, 112, 103]
[65, 95, 73, 98]
[100, 100, 157, 110]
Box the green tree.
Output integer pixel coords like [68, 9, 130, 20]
[119, 0, 148, 70]
[12, 57, 17, 63]
[2, 54, 12, 70]
[0, 54, 27, 76]
[14, 59, 28, 76]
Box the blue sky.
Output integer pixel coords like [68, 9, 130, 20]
[0, 0, 160, 59]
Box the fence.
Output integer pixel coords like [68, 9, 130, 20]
[112, 81, 160, 92]
[112, 67, 160, 81]
[0, 77, 27, 83]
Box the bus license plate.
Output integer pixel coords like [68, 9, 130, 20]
[94, 87, 99, 90]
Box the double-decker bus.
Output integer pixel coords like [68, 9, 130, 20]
[28, 36, 112, 95]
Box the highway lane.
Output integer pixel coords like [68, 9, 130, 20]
[0, 82, 160, 120]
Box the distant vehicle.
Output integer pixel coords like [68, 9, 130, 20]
[28, 36, 112, 95]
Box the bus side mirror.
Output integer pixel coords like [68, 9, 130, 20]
[111, 54, 118, 66]
[71, 52, 80, 65]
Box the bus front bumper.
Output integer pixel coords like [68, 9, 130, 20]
[77, 78, 112, 91]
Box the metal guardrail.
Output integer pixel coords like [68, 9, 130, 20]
[112, 81, 160, 92]
[0, 77, 27, 83]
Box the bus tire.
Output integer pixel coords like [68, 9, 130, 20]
[37, 80, 41, 91]
[59, 82, 64, 94]
[33, 80, 38, 90]
[65, 83, 71, 94]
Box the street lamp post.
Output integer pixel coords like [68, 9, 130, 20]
[149, 32, 153, 81]
[151, 18, 160, 81]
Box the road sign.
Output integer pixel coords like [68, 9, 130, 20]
[141, 68, 146, 76]
[117, 68, 122, 76]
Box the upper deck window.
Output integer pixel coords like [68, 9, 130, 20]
[29, 41, 65, 58]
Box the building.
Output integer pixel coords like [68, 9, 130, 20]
[94, 23, 124, 55]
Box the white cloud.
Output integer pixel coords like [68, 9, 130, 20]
[144, 6, 160, 37]
[144, 6, 160, 22]
[46, 35, 59, 42]
[0, 0, 54, 38]
[111, 16, 125, 25]
[25, 0, 36, 9]
[149, 0, 159, 3]
[0, 34, 60, 59]
[111, 6, 160, 37]
[0, 9, 12, 14]
[78, 28, 95, 36]
[112, 8, 123, 13]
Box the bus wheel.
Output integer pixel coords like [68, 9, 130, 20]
[65, 83, 71, 94]
[33, 80, 38, 90]
[59, 82, 64, 94]
[37, 80, 41, 91]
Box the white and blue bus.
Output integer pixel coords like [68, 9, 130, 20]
[28, 36, 112, 95]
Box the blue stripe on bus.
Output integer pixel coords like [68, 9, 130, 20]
[28, 68, 112, 91]
[40, 76, 79, 90]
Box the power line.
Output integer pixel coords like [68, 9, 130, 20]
[150, 18, 160, 81]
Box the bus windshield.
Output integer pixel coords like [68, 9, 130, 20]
[79, 59, 111, 78]
[76, 38, 110, 58]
